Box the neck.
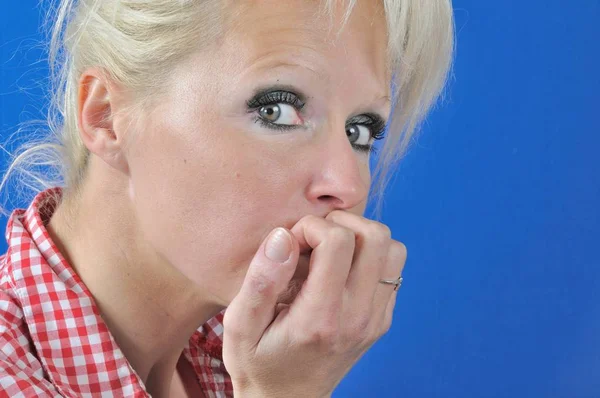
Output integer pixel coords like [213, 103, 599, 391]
[46, 161, 224, 389]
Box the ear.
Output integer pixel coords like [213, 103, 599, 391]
[77, 67, 130, 175]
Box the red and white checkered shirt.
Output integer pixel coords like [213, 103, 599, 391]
[0, 187, 233, 397]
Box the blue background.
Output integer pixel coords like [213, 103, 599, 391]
[1, 1, 599, 397]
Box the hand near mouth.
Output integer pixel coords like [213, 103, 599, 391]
[223, 211, 407, 397]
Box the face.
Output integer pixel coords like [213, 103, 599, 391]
[124, 0, 391, 305]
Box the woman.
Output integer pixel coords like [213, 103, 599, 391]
[0, 0, 454, 396]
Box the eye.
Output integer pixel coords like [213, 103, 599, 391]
[258, 103, 302, 126]
[247, 89, 306, 131]
[246, 88, 387, 154]
[346, 124, 371, 146]
[345, 113, 387, 154]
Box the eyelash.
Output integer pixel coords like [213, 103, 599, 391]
[246, 90, 387, 155]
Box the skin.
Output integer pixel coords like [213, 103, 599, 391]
[47, 0, 405, 396]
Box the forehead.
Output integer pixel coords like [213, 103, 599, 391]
[222, 0, 390, 91]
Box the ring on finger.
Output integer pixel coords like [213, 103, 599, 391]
[378, 276, 403, 291]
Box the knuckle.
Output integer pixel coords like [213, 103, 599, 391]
[381, 317, 393, 335]
[381, 300, 397, 335]
[303, 324, 339, 347]
[390, 240, 408, 263]
[248, 272, 277, 299]
[223, 310, 244, 340]
[297, 214, 322, 230]
[356, 313, 372, 335]
[345, 316, 372, 342]
[325, 210, 345, 222]
[326, 226, 355, 246]
[377, 311, 394, 336]
[304, 214, 322, 224]
[364, 222, 392, 244]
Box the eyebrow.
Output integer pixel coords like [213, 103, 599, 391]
[377, 95, 392, 104]
[249, 56, 329, 83]
[245, 57, 391, 111]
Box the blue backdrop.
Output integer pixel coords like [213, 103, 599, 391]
[1, 1, 599, 397]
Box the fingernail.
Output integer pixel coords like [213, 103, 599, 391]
[265, 228, 292, 263]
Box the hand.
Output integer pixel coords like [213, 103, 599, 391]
[223, 210, 407, 397]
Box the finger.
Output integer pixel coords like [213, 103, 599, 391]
[325, 211, 391, 310]
[373, 241, 406, 327]
[381, 285, 399, 335]
[224, 227, 299, 349]
[288, 215, 355, 319]
[274, 302, 290, 318]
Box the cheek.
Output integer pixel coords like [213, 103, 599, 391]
[128, 123, 299, 298]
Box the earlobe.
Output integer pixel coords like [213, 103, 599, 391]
[77, 69, 130, 175]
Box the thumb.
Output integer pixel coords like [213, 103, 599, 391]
[224, 227, 299, 349]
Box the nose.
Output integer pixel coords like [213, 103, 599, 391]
[305, 127, 370, 211]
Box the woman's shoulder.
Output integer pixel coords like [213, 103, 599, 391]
[0, 247, 25, 330]
[0, 188, 78, 395]
[0, 281, 62, 395]
[0, 237, 59, 394]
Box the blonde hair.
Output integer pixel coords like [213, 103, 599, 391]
[0, 0, 454, 220]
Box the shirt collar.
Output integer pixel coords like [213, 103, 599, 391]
[4, 187, 231, 396]
[4, 187, 150, 396]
